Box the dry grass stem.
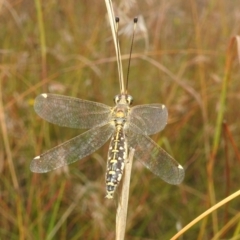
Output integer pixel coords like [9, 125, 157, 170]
[171, 189, 240, 240]
[105, 0, 124, 92]
[116, 148, 135, 240]
[0, 75, 19, 189]
[207, 35, 240, 235]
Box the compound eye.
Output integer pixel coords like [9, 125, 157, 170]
[127, 95, 133, 105]
[114, 95, 120, 104]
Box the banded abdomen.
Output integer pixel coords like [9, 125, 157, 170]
[105, 124, 127, 199]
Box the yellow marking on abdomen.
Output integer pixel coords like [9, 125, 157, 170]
[111, 149, 119, 153]
[110, 159, 117, 163]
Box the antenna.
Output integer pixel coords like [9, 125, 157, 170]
[125, 17, 138, 93]
[115, 17, 125, 94]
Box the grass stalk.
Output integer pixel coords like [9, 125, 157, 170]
[190, 0, 218, 233]
[207, 35, 240, 234]
[190, 0, 210, 157]
[171, 189, 240, 240]
[16, 195, 25, 240]
[46, 190, 84, 240]
[223, 121, 240, 162]
[0, 75, 18, 189]
[105, 0, 124, 93]
[34, 0, 47, 82]
[209, 36, 240, 167]
[170, 35, 240, 240]
[116, 148, 135, 240]
[212, 212, 240, 240]
[46, 181, 66, 236]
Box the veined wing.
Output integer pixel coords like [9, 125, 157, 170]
[34, 93, 112, 129]
[127, 125, 184, 185]
[129, 104, 168, 135]
[30, 123, 114, 173]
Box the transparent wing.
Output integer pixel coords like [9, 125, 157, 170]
[129, 104, 168, 135]
[127, 126, 184, 185]
[34, 93, 112, 129]
[30, 123, 114, 173]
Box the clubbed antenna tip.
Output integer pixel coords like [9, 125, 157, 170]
[125, 17, 138, 93]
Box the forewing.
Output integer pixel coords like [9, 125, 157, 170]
[30, 123, 114, 173]
[34, 93, 112, 129]
[129, 104, 168, 135]
[127, 127, 184, 185]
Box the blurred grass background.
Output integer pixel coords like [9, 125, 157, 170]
[1, 0, 240, 239]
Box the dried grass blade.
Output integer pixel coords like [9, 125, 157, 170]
[116, 148, 135, 240]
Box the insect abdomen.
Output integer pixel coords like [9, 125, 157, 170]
[105, 125, 127, 199]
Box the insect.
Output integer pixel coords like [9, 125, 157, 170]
[30, 18, 184, 199]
